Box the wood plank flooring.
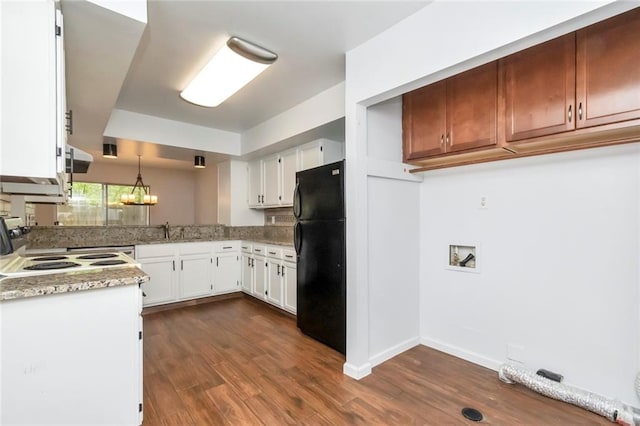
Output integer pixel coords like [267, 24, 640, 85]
[142, 296, 609, 425]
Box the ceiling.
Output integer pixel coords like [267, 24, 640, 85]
[62, 1, 429, 169]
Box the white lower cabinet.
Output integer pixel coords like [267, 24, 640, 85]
[282, 260, 297, 314]
[240, 242, 254, 294]
[179, 252, 213, 299]
[0, 285, 142, 425]
[267, 257, 283, 306]
[137, 240, 294, 313]
[137, 242, 215, 307]
[138, 255, 176, 305]
[214, 253, 240, 293]
[253, 254, 267, 299]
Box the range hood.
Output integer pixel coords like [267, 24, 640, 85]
[65, 145, 93, 174]
[0, 145, 92, 199]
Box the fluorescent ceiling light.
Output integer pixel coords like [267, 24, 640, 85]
[180, 37, 277, 107]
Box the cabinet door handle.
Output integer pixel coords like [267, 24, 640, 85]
[568, 104, 572, 122]
[440, 134, 444, 146]
[282, 266, 285, 277]
[277, 264, 281, 275]
[578, 102, 583, 120]
[446, 133, 450, 145]
[181, 260, 183, 270]
[216, 257, 219, 267]
[172, 260, 175, 271]
[257, 195, 260, 203]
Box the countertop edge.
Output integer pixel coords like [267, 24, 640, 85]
[0, 267, 149, 302]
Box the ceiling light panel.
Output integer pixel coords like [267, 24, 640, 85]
[180, 37, 277, 108]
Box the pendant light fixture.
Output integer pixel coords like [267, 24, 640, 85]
[120, 156, 158, 205]
[194, 155, 206, 168]
[102, 143, 118, 158]
[180, 36, 277, 107]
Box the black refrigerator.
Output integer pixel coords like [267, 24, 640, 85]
[294, 160, 346, 355]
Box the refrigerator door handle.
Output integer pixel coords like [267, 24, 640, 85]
[293, 183, 301, 219]
[294, 222, 302, 254]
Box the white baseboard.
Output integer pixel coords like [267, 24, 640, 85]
[420, 337, 502, 372]
[369, 336, 421, 368]
[343, 362, 372, 379]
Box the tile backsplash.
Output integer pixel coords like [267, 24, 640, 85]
[263, 207, 295, 227]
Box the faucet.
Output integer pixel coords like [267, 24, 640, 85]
[180, 227, 185, 240]
[164, 222, 170, 240]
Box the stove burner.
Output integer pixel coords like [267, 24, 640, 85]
[77, 253, 119, 260]
[90, 259, 127, 266]
[31, 256, 69, 261]
[24, 261, 81, 271]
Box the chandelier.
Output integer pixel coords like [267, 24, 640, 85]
[120, 156, 158, 205]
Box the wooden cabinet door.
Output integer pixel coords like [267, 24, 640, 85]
[241, 254, 253, 293]
[253, 256, 267, 299]
[247, 160, 263, 207]
[266, 259, 283, 307]
[279, 149, 298, 205]
[262, 155, 280, 207]
[576, 8, 640, 128]
[282, 262, 297, 314]
[447, 61, 497, 152]
[402, 81, 446, 160]
[502, 33, 576, 141]
[139, 257, 176, 306]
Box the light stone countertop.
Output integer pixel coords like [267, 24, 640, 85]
[0, 266, 149, 301]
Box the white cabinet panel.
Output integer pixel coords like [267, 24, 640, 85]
[139, 256, 176, 305]
[263, 155, 280, 207]
[179, 253, 212, 299]
[248, 159, 263, 207]
[298, 142, 323, 171]
[1, 286, 141, 425]
[1, 0, 63, 182]
[282, 261, 297, 314]
[267, 258, 283, 307]
[280, 149, 298, 205]
[253, 255, 267, 299]
[214, 254, 240, 294]
[241, 253, 254, 294]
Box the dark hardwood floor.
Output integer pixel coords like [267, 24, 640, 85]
[142, 297, 608, 425]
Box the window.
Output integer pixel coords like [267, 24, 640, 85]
[57, 182, 150, 226]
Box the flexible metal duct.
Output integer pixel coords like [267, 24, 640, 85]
[498, 364, 639, 425]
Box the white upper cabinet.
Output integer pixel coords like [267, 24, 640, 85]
[1, 0, 66, 186]
[247, 159, 264, 208]
[247, 139, 344, 209]
[280, 148, 298, 205]
[262, 154, 280, 207]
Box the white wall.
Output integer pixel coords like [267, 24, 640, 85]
[420, 144, 640, 405]
[78, 161, 196, 225]
[194, 163, 218, 225]
[242, 82, 345, 156]
[344, 0, 640, 406]
[104, 109, 241, 156]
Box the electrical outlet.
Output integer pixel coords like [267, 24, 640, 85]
[479, 195, 489, 209]
[271, 216, 276, 224]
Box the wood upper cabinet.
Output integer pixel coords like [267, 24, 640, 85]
[403, 81, 446, 159]
[403, 62, 497, 161]
[447, 61, 497, 152]
[576, 7, 640, 128]
[502, 34, 576, 142]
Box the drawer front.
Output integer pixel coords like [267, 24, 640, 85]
[240, 241, 253, 254]
[282, 248, 296, 262]
[214, 241, 240, 253]
[265, 246, 283, 259]
[178, 241, 215, 256]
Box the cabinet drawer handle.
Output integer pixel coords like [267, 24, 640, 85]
[578, 102, 583, 120]
[285, 255, 293, 258]
[268, 251, 276, 255]
[223, 246, 232, 249]
[568, 104, 572, 122]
